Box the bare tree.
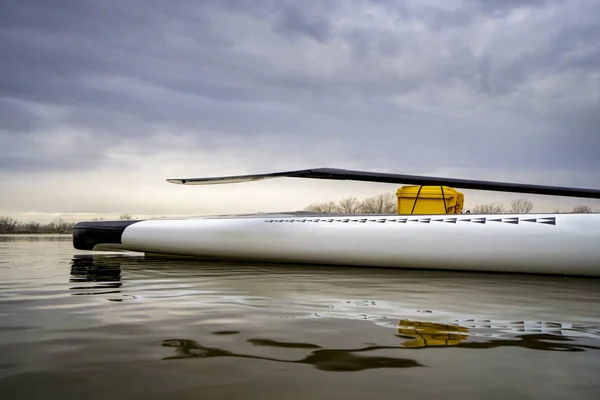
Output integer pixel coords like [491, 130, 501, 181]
[572, 205, 592, 213]
[359, 193, 397, 214]
[510, 199, 533, 213]
[303, 201, 338, 213]
[120, 213, 133, 220]
[50, 218, 64, 232]
[0, 217, 77, 234]
[471, 203, 505, 214]
[25, 222, 40, 233]
[336, 197, 361, 213]
[0, 216, 18, 233]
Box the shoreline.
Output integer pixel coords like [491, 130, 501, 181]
[0, 232, 72, 236]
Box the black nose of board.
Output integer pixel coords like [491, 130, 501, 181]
[73, 220, 142, 250]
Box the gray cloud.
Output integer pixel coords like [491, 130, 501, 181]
[0, 98, 40, 132]
[466, 0, 562, 16]
[1, 0, 599, 197]
[274, 5, 333, 42]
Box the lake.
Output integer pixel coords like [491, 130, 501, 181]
[1, 234, 600, 399]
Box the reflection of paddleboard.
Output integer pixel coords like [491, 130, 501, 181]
[398, 319, 600, 348]
[72, 167, 600, 277]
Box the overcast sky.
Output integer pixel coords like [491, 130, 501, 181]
[1, 0, 599, 222]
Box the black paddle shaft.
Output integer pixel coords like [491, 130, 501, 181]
[169, 167, 600, 200]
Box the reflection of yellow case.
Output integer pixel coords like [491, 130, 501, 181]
[398, 320, 469, 347]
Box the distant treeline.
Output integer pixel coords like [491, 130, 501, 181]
[1, 200, 597, 234]
[304, 193, 597, 214]
[0, 214, 134, 234]
[0, 217, 75, 234]
[304, 193, 398, 214]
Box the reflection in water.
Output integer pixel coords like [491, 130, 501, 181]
[69, 255, 123, 299]
[398, 320, 469, 346]
[69, 253, 600, 374]
[449, 334, 600, 352]
[161, 338, 423, 372]
[161, 326, 600, 372]
[3, 234, 600, 397]
[0, 234, 72, 242]
[397, 320, 600, 351]
[161, 321, 600, 371]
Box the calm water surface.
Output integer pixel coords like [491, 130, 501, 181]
[1, 234, 600, 399]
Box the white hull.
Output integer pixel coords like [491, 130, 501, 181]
[75, 212, 600, 277]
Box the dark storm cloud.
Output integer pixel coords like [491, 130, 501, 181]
[0, 0, 599, 179]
